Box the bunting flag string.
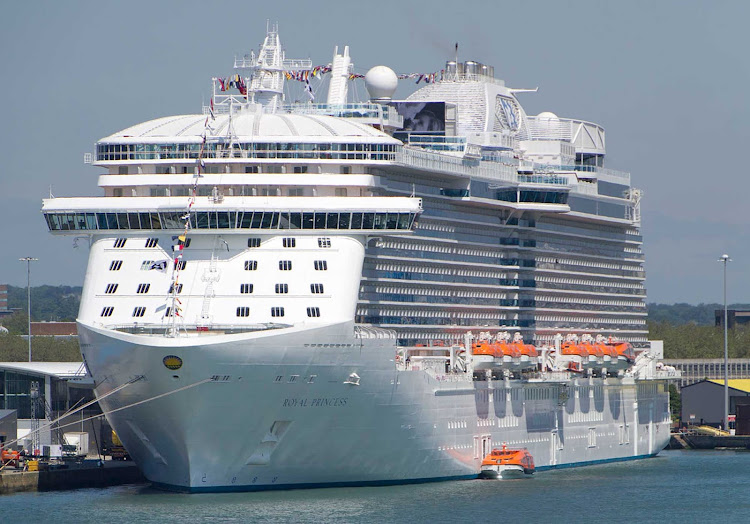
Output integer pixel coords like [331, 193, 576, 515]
[214, 66, 445, 98]
[165, 119, 208, 330]
[217, 74, 247, 95]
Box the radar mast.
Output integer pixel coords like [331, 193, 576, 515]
[234, 22, 312, 112]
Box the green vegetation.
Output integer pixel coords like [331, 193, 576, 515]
[6, 285, 81, 322]
[669, 384, 681, 422]
[648, 302, 750, 326]
[0, 334, 81, 362]
[648, 321, 750, 359]
[0, 285, 82, 361]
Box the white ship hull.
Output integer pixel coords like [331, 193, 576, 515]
[45, 26, 677, 492]
[79, 321, 670, 492]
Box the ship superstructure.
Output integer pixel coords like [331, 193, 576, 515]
[43, 26, 676, 492]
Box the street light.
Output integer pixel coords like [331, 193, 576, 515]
[19, 257, 38, 362]
[719, 254, 731, 433]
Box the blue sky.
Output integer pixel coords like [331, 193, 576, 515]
[1, 0, 748, 303]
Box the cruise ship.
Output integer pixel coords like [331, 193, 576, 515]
[43, 27, 678, 492]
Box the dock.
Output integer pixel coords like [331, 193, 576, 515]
[669, 429, 750, 450]
[0, 459, 145, 495]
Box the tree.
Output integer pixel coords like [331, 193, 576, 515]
[669, 384, 681, 424]
[0, 334, 81, 362]
[0, 312, 29, 335]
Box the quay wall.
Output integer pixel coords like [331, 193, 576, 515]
[0, 463, 145, 495]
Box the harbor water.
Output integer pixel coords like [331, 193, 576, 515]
[3, 450, 749, 523]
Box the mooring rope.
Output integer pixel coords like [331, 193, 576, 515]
[1, 375, 144, 449]
[36, 377, 213, 440]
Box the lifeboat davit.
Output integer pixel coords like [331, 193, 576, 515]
[471, 341, 521, 370]
[471, 332, 539, 371]
[558, 334, 636, 373]
[561, 335, 611, 371]
[479, 444, 535, 479]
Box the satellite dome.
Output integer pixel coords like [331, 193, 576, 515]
[365, 66, 398, 101]
[537, 111, 559, 120]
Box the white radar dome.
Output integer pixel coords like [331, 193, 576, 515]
[537, 111, 559, 120]
[365, 66, 398, 101]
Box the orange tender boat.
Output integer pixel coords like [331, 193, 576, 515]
[479, 444, 535, 479]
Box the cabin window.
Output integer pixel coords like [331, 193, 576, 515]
[244, 260, 258, 271]
[109, 260, 123, 271]
[113, 238, 127, 248]
[145, 238, 159, 248]
[310, 283, 324, 294]
[132, 307, 146, 318]
[240, 284, 253, 294]
[136, 283, 151, 294]
[236, 307, 250, 317]
[104, 284, 118, 294]
[100, 307, 114, 317]
[306, 307, 321, 317]
[279, 260, 292, 271]
[314, 260, 327, 271]
[275, 284, 289, 294]
[271, 307, 285, 317]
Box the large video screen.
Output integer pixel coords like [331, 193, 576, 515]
[392, 102, 446, 134]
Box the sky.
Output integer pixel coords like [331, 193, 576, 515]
[1, 0, 748, 304]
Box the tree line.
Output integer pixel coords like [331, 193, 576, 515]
[5, 285, 82, 322]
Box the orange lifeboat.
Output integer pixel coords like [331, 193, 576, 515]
[561, 342, 587, 358]
[599, 344, 617, 359]
[582, 343, 603, 358]
[513, 343, 538, 358]
[472, 341, 495, 357]
[472, 340, 504, 369]
[610, 341, 635, 362]
[479, 444, 535, 479]
[503, 343, 521, 358]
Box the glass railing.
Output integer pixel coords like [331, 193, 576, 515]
[280, 103, 402, 124]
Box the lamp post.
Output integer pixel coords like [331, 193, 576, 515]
[719, 254, 731, 433]
[19, 257, 38, 362]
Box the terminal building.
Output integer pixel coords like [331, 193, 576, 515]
[0, 362, 103, 453]
[663, 358, 750, 388]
